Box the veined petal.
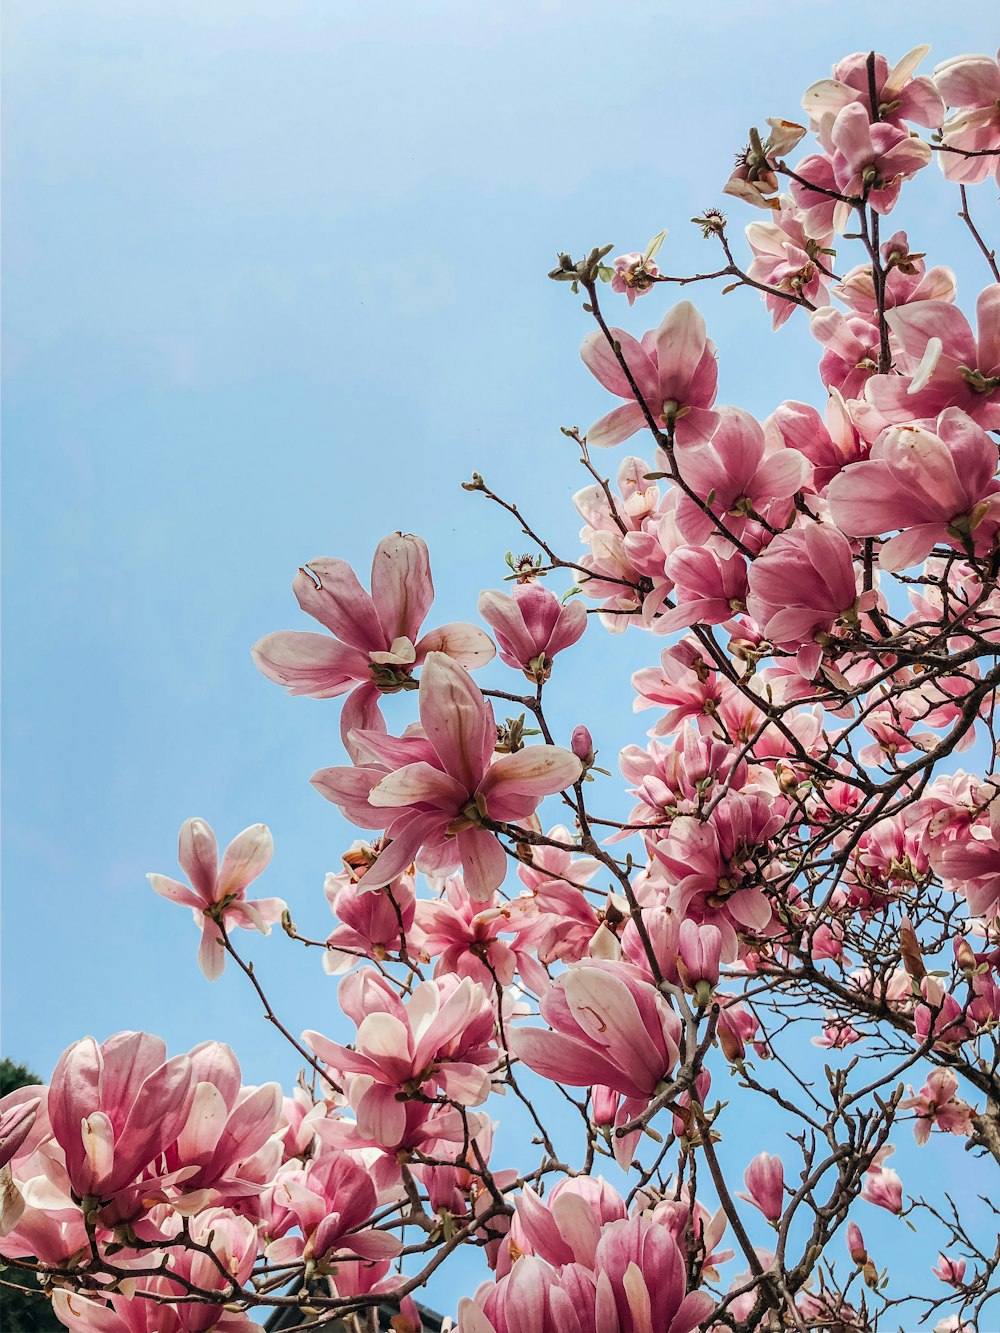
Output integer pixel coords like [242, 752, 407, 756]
[370, 533, 434, 645]
[369, 761, 466, 811]
[251, 631, 367, 697]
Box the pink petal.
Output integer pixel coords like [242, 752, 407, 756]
[251, 631, 367, 697]
[293, 558, 385, 651]
[418, 653, 492, 790]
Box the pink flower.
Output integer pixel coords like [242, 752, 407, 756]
[263, 1148, 401, 1266]
[478, 583, 587, 681]
[809, 307, 882, 399]
[509, 960, 682, 1108]
[611, 251, 660, 305]
[312, 653, 581, 902]
[580, 301, 719, 448]
[252, 534, 494, 756]
[673, 408, 810, 553]
[417, 873, 549, 993]
[934, 50, 1000, 185]
[765, 390, 867, 495]
[323, 861, 422, 974]
[737, 1152, 785, 1223]
[0, 1099, 39, 1170]
[459, 1214, 713, 1333]
[802, 48, 944, 147]
[745, 208, 834, 329]
[746, 522, 870, 674]
[865, 286, 1000, 430]
[933, 816, 1000, 920]
[932, 1253, 968, 1285]
[861, 1146, 903, 1213]
[655, 547, 748, 634]
[48, 1032, 194, 1204]
[828, 102, 932, 214]
[164, 1042, 283, 1208]
[148, 818, 286, 980]
[899, 1067, 975, 1145]
[305, 970, 498, 1146]
[827, 409, 1000, 571]
[677, 920, 723, 997]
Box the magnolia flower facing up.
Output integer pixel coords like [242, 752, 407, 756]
[312, 652, 581, 902]
[148, 818, 286, 980]
[252, 533, 495, 756]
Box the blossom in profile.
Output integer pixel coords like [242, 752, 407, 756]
[580, 301, 719, 448]
[934, 50, 1000, 185]
[827, 409, 1000, 571]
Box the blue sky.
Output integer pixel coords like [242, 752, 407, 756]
[3, 0, 996, 1319]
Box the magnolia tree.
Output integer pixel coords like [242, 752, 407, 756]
[5, 42, 1000, 1333]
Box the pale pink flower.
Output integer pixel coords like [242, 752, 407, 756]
[899, 1068, 974, 1146]
[829, 102, 932, 214]
[861, 1146, 903, 1213]
[580, 301, 719, 448]
[478, 582, 587, 681]
[745, 207, 834, 328]
[803, 48, 945, 149]
[252, 534, 494, 756]
[305, 970, 498, 1146]
[737, 1152, 785, 1222]
[827, 409, 1000, 571]
[312, 653, 581, 902]
[934, 49, 1000, 185]
[48, 1032, 194, 1204]
[509, 960, 682, 1111]
[809, 307, 882, 399]
[323, 862, 422, 974]
[834, 229, 956, 316]
[932, 1253, 968, 1285]
[865, 286, 1000, 429]
[723, 119, 807, 210]
[655, 547, 748, 634]
[148, 818, 286, 980]
[417, 873, 549, 993]
[632, 637, 724, 738]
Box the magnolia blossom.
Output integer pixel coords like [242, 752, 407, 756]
[934, 49, 1000, 185]
[478, 582, 587, 680]
[509, 960, 682, 1110]
[305, 970, 498, 1145]
[737, 1153, 785, 1223]
[148, 818, 286, 980]
[803, 47, 944, 148]
[866, 286, 1000, 428]
[49, 1033, 194, 1205]
[827, 409, 1000, 571]
[312, 653, 581, 901]
[861, 1146, 904, 1213]
[746, 521, 872, 675]
[252, 533, 494, 754]
[899, 1068, 975, 1145]
[580, 301, 719, 448]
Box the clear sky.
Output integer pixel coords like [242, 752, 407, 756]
[3, 0, 996, 1319]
